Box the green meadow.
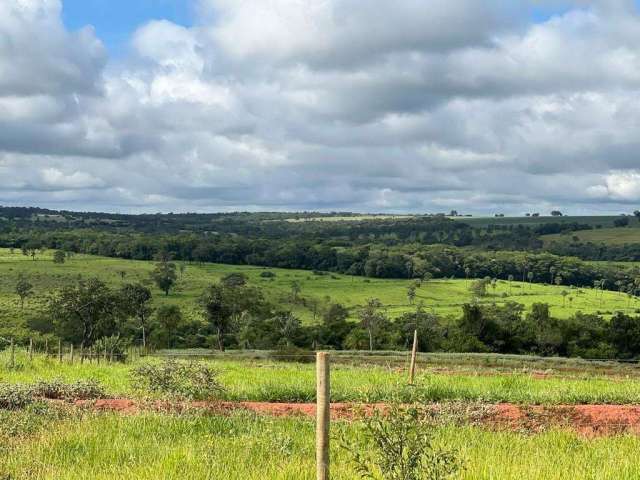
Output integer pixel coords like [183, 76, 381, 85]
[3, 410, 640, 480]
[543, 227, 640, 246]
[1, 248, 637, 339]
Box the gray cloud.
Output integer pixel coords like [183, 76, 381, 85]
[1, 0, 640, 215]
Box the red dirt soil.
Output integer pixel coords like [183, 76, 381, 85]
[73, 399, 640, 437]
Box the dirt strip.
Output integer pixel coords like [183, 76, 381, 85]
[71, 399, 640, 437]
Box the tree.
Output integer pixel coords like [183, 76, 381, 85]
[120, 283, 154, 348]
[634, 210, 640, 223]
[49, 278, 120, 349]
[155, 305, 183, 349]
[15, 274, 33, 310]
[527, 271, 534, 289]
[550, 210, 563, 217]
[199, 282, 266, 351]
[53, 250, 66, 264]
[222, 272, 247, 288]
[561, 290, 569, 307]
[549, 266, 557, 285]
[290, 280, 302, 302]
[507, 274, 514, 295]
[359, 298, 385, 351]
[469, 278, 489, 297]
[274, 311, 302, 347]
[151, 257, 177, 296]
[407, 285, 417, 305]
[554, 275, 563, 287]
[179, 264, 187, 278]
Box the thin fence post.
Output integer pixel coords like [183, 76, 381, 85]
[29, 338, 33, 361]
[58, 340, 62, 363]
[45, 339, 48, 357]
[70, 344, 74, 364]
[409, 329, 418, 385]
[316, 352, 330, 480]
[10, 338, 15, 368]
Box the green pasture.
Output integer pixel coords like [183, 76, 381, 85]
[3, 409, 640, 479]
[1, 248, 639, 339]
[543, 227, 640, 246]
[4, 352, 640, 405]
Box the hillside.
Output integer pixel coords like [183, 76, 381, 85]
[543, 227, 640, 246]
[1, 248, 637, 339]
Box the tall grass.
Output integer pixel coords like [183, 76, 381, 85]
[3, 411, 640, 479]
[4, 353, 640, 404]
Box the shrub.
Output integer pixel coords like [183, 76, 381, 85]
[0, 384, 34, 410]
[341, 403, 462, 480]
[260, 271, 276, 278]
[131, 359, 224, 400]
[32, 379, 105, 400]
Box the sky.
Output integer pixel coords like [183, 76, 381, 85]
[2, 1, 640, 215]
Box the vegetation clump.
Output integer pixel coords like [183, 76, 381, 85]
[131, 359, 224, 400]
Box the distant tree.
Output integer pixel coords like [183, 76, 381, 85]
[53, 250, 66, 264]
[359, 298, 385, 351]
[15, 274, 33, 310]
[119, 271, 127, 281]
[407, 285, 417, 305]
[561, 290, 569, 307]
[554, 275, 563, 287]
[469, 278, 489, 298]
[507, 274, 514, 295]
[634, 210, 640, 223]
[614, 216, 630, 228]
[290, 280, 302, 302]
[120, 283, 154, 348]
[199, 281, 266, 351]
[222, 272, 248, 288]
[155, 304, 183, 349]
[49, 278, 120, 349]
[550, 210, 563, 217]
[179, 264, 187, 278]
[274, 311, 302, 347]
[151, 257, 177, 296]
[527, 271, 534, 287]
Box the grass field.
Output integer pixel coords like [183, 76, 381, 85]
[5, 352, 640, 404]
[4, 410, 640, 479]
[543, 227, 640, 246]
[1, 249, 637, 339]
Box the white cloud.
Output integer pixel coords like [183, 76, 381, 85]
[2, 0, 640, 214]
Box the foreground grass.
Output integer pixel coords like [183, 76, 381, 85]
[3, 409, 640, 479]
[4, 353, 640, 404]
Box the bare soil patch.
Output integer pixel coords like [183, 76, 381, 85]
[72, 399, 640, 437]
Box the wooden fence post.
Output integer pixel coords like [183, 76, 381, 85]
[29, 338, 33, 361]
[316, 352, 330, 480]
[58, 340, 62, 363]
[44, 339, 48, 357]
[70, 344, 74, 364]
[408, 329, 418, 385]
[10, 338, 15, 368]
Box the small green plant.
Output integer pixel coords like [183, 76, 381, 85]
[0, 384, 34, 410]
[131, 359, 224, 400]
[341, 403, 462, 480]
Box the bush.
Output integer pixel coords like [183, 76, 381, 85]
[341, 403, 462, 480]
[131, 359, 224, 400]
[260, 271, 276, 278]
[0, 384, 34, 410]
[32, 379, 105, 400]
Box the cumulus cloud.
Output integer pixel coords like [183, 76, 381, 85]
[1, 0, 640, 213]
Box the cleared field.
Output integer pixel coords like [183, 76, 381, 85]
[3, 410, 640, 480]
[283, 214, 415, 222]
[1, 248, 638, 339]
[543, 227, 640, 246]
[453, 215, 625, 228]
